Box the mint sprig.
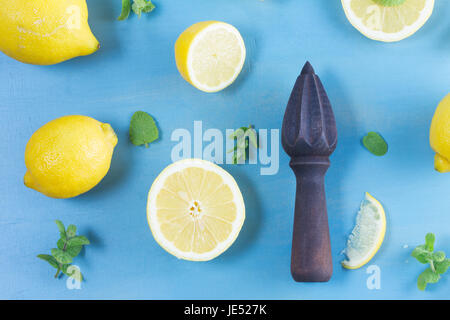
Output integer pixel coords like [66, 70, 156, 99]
[228, 125, 258, 164]
[37, 220, 90, 282]
[118, 0, 155, 20]
[411, 233, 450, 291]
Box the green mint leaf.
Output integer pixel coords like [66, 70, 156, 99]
[132, 0, 155, 18]
[248, 129, 258, 148]
[61, 264, 83, 282]
[229, 125, 257, 165]
[67, 235, 90, 247]
[433, 251, 446, 262]
[57, 238, 65, 250]
[66, 245, 83, 258]
[118, 0, 132, 20]
[55, 220, 65, 236]
[435, 258, 450, 275]
[51, 248, 73, 264]
[425, 233, 435, 252]
[417, 268, 440, 291]
[362, 132, 388, 156]
[66, 225, 77, 238]
[411, 245, 433, 264]
[37, 254, 59, 269]
[129, 111, 159, 147]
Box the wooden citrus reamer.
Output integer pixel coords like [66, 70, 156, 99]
[281, 62, 338, 282]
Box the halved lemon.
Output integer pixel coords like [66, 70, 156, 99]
[174, 21, 246, 93]
[147, 159, 245, 261]
[341, 0, 434, 42]
[342, 192, 386, 269]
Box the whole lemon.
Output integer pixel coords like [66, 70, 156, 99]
[430, 94, 450, 173]
[24, 115, 118, 198]
[0, 0, 99, 65]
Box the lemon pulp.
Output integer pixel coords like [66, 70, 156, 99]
[147, 159, 245, 261]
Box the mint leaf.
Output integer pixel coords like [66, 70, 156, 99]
[417, 268, 440, 291]
[362, 132, 388, 156]
[118, 0, 132, 20]
[67, 236, 90, 247]
[433, 251, 445, 262]
[129, 111, 159, 148]
[435, 259, 450, 275]
[37, 254, 59, 269]
[66, 245, 83, 258]
[51, 248, 73, 264]
[425, 233, 435, 252]
[66, 225, 77, 238]
[55, 220, 65, 237]
[57, 238, 65, 250]
[132, 0, 155, 18]
[411, 245, 433, 264]
[228, 125, 258, 164]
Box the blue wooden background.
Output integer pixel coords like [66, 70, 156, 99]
[0, 0, 449, 299]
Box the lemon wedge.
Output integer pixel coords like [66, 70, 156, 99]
[147, 159, 245, 261]
[341, 0, 434, 42]
[175, 21, 246, 92]
[342, 193, 386, 269]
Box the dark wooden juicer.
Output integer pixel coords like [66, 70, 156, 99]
[281, 62, 338, 282]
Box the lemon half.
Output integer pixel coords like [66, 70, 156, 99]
[341, 0, 434, 42]
[175, 21, 246, 93]
[342, 192, 386, 269]
[147, 159, 245, 261]
[430, 94, 450, 173]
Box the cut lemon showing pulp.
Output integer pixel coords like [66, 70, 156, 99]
[147, 159, 245, 261]
[175, 21, 246, 93]
[341, 0, 434, 42]
[342, 192, 386, 269]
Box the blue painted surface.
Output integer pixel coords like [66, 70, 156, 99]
[0, 0, 449, 299]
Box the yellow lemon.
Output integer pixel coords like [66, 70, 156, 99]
[0, 0, 99, 65]
[147, 159, 245, 261]
[341, 0, 434, 42]
[175, 21, 246, 93]
[342, 193, 386, 269]
[24, 115, 117, 199]
[430, 94, 450, 173]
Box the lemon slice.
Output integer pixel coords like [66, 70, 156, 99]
[342, 192, 386, 269]
[341, 0, 434, 42]
[147, 159, 245, 261]
[175, 21, 246, 92]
